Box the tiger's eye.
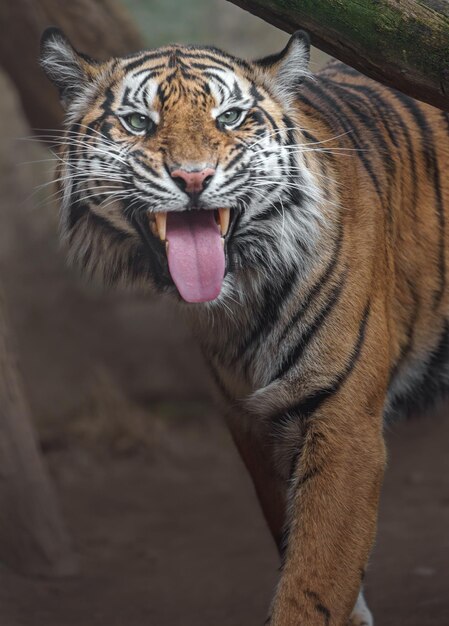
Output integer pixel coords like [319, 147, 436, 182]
[217, 109, 242, 126]
[124, 113, 153, 133]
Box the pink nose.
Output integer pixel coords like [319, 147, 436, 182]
[170, 168, 215, 195]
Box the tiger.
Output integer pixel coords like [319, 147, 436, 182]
[39, 26, 449, 626]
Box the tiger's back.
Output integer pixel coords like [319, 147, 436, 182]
[296, 60, 449, 422]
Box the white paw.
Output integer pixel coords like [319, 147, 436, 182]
[348, 590, 373, 626]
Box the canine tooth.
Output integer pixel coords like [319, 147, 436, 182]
[218, 208, 230, 236]
[155, 212, 167, 241]
[149, 219, 158, 238]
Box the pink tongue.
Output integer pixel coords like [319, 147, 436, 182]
[166, 211, 225, 303]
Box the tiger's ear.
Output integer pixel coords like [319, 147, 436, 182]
[255, 31, 311, 94]
[40, 27, 100, 106]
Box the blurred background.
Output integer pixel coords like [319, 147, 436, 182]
[0, 2, 447, 625]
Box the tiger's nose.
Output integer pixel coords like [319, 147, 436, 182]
[170, 167, 216, 195]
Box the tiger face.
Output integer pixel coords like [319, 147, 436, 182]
[40, 28, 323, 304]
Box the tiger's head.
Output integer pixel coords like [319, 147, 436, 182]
[40, 28, 324, 305]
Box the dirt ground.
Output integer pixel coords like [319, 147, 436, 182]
[1, 405, 448, 626]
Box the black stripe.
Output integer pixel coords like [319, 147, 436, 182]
[124, 50, 167, 72]
[185, 45, 252, 71]
[304, 591, 331, 626]
[87, 210, 130, 242]
[132, 152, 162, 179]
[188, 61, 225, 72]
[225, 148, 245, 171]
[392, 92, 446, 305]
[280, 223, 344, 343]
[232, 79, 243, 100]
[272, 301, 370, 425]
[257, 105, 278, 132]
[232, 266, 298, 364]
[350, 83, 419, 219]
[346, 83, 401, 148]
[249, 201, 292, 224]
[216, 167, 250, 194]
[329, 81, 396, 236]
[132, 174, 168, 195]
[205, 70, 231, 93]
[294, 464, 322, 489]
[391, 93, 434, 171]
[132, 64, 167, 77]
[325, 81, 389, 202]
[300, 80, 384, 202]
[98, 86, 115, 122]
[340, 83, 399, 147]
[178, 49, 237, 71]
[134, 72, 153, 100]
[286, 428, 326, 500]
[337, 81, 420, 239]
[157, 82, 169, 107]
[328, 80, 393, 158]
[302, 129, 321, 145]
[250, 83, 264, 103]
[274, 269, 348, 381]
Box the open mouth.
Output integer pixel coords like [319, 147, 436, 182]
[148, 208, 231, 303]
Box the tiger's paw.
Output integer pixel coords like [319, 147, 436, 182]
[347, 590, 373, 626]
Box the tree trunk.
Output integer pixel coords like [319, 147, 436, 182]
[0, 292, 77, 577]
[0, 0, 145, 131]
[226, 0, 449, 111]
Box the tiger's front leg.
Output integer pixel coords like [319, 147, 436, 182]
[267, 391, 386, 626]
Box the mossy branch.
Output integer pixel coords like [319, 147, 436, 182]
[226, 0, 449, 111]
